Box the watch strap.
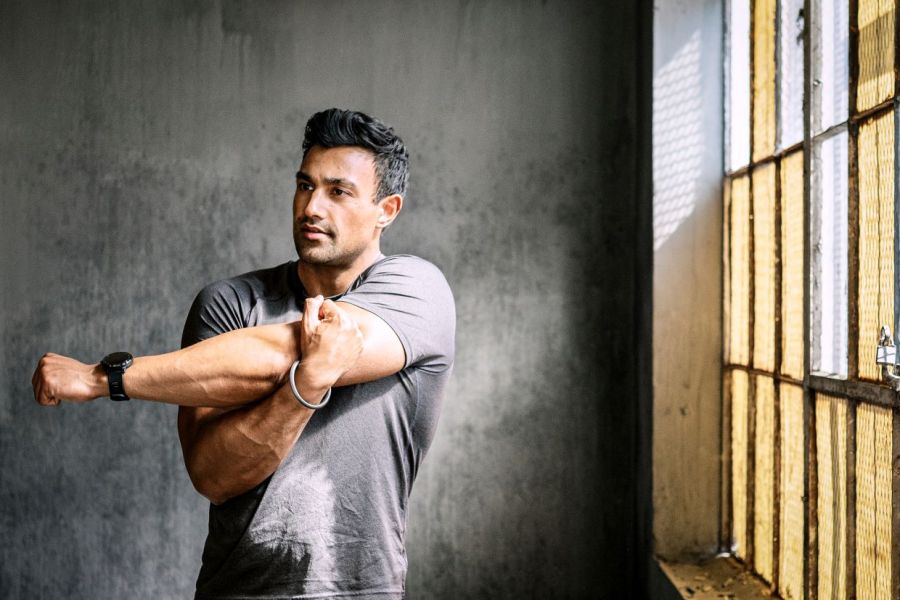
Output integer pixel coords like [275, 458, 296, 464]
[108, 368, 129, 401]
[102, 352, 133, 401]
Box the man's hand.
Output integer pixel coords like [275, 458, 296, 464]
[32, 353, 107, 406]
[295, 296, 365, 394]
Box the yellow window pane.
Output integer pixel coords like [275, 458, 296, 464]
[855, 403, 893, 599]
[732, 369, 750, 559]
[730, 176, 751, 365]
[778, 383, 804, 600]
[753, 164, 776, 372]
[857, 0, 895, 111]
[817, 393, 848, 600]
[752, 0, 776, 160]
[754, 375, 775, 582]
[857, 112, 894, 381]
[781, 151, 804, 379]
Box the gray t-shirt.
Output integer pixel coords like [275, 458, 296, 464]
[181, 254, 455, 599]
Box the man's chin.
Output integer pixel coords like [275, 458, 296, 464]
[297, 249, 331, 264]
[295, 241, 340, 265]
[295, 239, 371, 268]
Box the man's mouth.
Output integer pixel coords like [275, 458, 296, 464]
[299, 223, 331, 240]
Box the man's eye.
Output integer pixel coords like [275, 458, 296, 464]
[332, 188, 347, 196]
[297, 182, 313, 191]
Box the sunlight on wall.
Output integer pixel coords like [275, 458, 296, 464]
[652, 30, 704, 251]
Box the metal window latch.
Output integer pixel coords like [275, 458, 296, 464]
[876, 325, 900, 391]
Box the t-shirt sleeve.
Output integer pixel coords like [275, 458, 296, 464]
[338, 255, 456, 372]
[181, 279, 251, 349]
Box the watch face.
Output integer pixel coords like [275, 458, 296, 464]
[103, 352, 134, 369]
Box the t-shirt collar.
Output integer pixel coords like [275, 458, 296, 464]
[288, 253, 386, 302]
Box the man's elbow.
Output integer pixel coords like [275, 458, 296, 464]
[203, 490, 230, 506]
[181, 447, 235, 505]
[188, 469, 233, 506]
[185, 456, 266, 505]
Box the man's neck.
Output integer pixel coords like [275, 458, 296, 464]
[297, 245, 384, 298]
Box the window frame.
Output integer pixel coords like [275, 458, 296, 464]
[722, 0, 900, 597]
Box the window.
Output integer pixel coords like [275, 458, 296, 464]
[723, 0, 899, 597]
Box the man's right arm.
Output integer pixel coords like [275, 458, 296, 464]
[30, 294, 369, 504]
[32, 298, 403, 409]
[32, 259, 430, 504]
[32, 321, 300, 408]
[177, 364, 323, 505]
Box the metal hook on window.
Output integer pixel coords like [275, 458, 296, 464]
[875, 325, 900, 391]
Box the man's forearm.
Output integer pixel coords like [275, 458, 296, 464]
[180, 383, 319, 504]
[33, 299, 399, 408]
[179, 335, 336, 504]
[127, 322, 301, 407]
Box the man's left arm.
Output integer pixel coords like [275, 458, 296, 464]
[178, 300, 406, 504]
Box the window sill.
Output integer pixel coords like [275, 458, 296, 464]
[653, 556, 773, 599]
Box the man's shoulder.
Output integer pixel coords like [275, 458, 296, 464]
[341, 253, 455, 370]
[371, 253, 441, 270]
[182, 261, 297, 346]
[357, 254, 452, 289]
[349, 253, 455, 314]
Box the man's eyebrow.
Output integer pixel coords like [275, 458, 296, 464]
[295, 172, 358, 191]
[323, 177, 358, 191]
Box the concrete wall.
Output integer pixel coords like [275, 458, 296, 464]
[0, 1, 652, 597]
[652, 0, 724, 559]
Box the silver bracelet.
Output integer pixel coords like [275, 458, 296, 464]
[289, 360, 332, 409]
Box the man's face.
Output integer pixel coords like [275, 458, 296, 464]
[293, 145, 383, 267]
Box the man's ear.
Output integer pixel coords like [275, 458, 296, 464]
[375, 194, 403, 230]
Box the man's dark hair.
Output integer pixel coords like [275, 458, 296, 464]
[302, 108, 409, 201]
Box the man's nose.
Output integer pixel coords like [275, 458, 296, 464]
[302, 190, 327, 219]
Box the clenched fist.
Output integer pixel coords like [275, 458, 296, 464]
[296, 296, 365, 391]
[32, 353, 106, 406]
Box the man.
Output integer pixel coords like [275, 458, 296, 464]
[32, 108, 456, 599]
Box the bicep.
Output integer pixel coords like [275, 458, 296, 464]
[335, 301, 406, 386]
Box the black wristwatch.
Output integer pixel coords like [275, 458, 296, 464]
[101, 352, 133, 401]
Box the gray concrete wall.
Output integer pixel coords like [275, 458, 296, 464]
[0, 1, 652, 597]
[652, 0, 724, 559]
